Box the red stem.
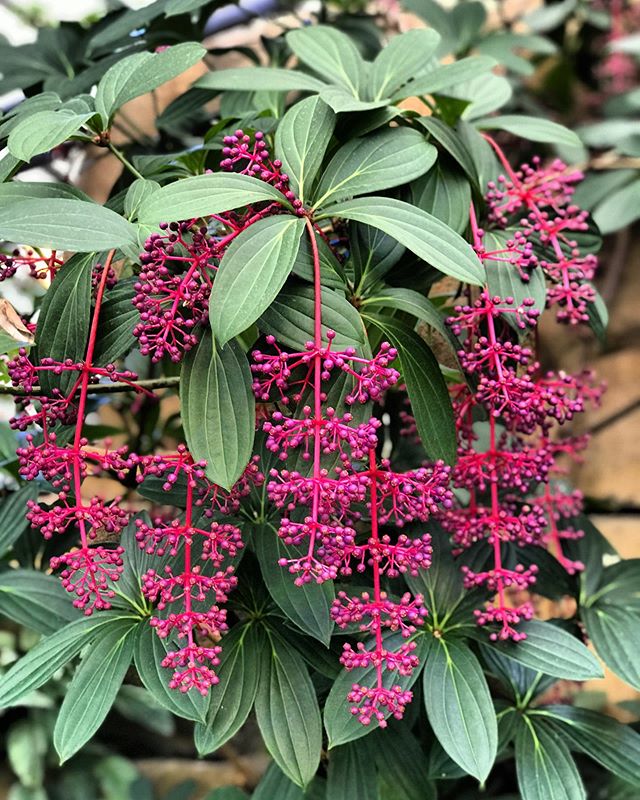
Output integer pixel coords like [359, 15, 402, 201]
[71, 250, 116, 549]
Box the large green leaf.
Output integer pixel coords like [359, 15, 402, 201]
[195, 67, 326, 94]
[210, 215, 306, 346]
[255, 628, 322, 787]
[34, 251, 95, 395]
[423, 638, 497, 782]
[0, 182, 91, 203]
[538, 705, 640, 787]
[363, 314, 456, 464]
[137, 173, 289, 224]
[410, 160, 471, 234]
[593, 179, 640, 234]
[0, 612, 136, 708]
[259, 285, 365, 350]
[327, 741, 377, 800]
[133, 623, 208, 723]
[370, 725, 435, 800]
[252, 763, 305, 800]
[54, 617, 137, 762]
[0, 571, 78, 635]
[394, 56, 497, 100]
[0, 199, 138, 251]
[490, 619, 603, 680]
[181, 331, 255, 490]
[312, 128, 437, 209]
[255, 523, 334, 645]
[94, 278, 138, 365]
[95, 43, 206, 126]
[286, 26, 365, 97]
[0, 484, 40, 557]
[585, 559, 640, 611]
[417, 117, 479, 188]
[325, 632, 430, 748]
[8, 108, 92, 160]
[275, 96, 335, 203]
[195, 623, 265, 754]
[515, 716, 585, 800]
[368, 29, 441, 101]
[320, 196, 485, 285]
[582, 604, 640, 689]
[474, 114, 581, 148]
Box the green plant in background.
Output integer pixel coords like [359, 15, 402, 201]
[0, 2, 638, 799]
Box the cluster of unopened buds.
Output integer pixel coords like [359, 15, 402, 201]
[254, 318, 452, 724]
[431, 141, 605, 641]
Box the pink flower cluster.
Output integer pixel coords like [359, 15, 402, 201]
[253, 311, 451, 724]
[132, 131, 298, 363]
[434, 143, 604, 641]
[132, 446, 260, 694]
[7, 259, 142, 614]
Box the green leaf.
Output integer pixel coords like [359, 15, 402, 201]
[312, 129, 437, 209]
[286, 26, 365, 97]
[8, 109, 93, 162]
[275, 97, 335, 204]
[593, 179, 640, 234]
[394, 56, 497, 101]
[54, 617, 137, 762]
[474, 115, 581, 148]
[586, 559, 640, 611]
[255, 629, 322, 787]
[252, 763, 304, 800]
[95, 43, 206, 126]
[320, 196, 484, 285]
[133, 622, 208, 722]
[0, 571, 78, 634]
[181, 330, 255, 490]
[137, 172, 289, 225]
[34, 251, 95, 395]
[453, 74, 513, 121]
[259, 285, 365, 351]
[255, 523, 334, 645]
[363, 314, 456, 464]
[0, 181, 92, 203]
[361, 288, 447, 338]
[124, 179, 160, 221]
[194, 623, 265, 755]
[94, 278, 138, 365]
[292, 230, 346, 289]
[515, 716, 585, 800]
[581, 604, 640, 689]
[0, 612, 136, 708]
[325, 632, 430, 747]
[319, 87, 389, 114]
[368, 29, 441, 101]
[491, 619, 603, 680]
[349, 221, 405, 290]
[410, 160, 471, 234]
[0, 199, 138, 251]
[417, 117, 479, 188]
[210, 215, 306, 346]
[586, 285, 609, 343]
[0, 484, 40, 557]
[370, 724, 435, 800]
[327, 741, 377, 800]
[423, 638, 497, 782]
[540, 705, 640, 787]
[195, 67, 326, 94]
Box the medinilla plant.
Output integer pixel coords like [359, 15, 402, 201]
[0, 3, 639, 799]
